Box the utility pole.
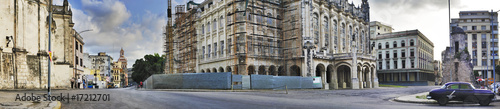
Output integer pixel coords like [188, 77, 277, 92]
[448, 0, 452, 82]
[48, 0, 53, 99]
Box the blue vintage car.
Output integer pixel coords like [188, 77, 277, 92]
[427, 82, 495, 106]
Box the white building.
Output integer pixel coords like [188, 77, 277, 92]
[451, 10, 499, 80]
[373, 30, 435, 86]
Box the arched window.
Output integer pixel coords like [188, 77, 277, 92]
[401, 40, 405, 47]
[385, 42, 389, 48]
[257, 11, 263, 23]
[213, 19, 217, 30]
[333, 20, 337, 52]
[393, 41, 397, 48]
[313, 13, 319, 45]
[323, 17, 329, 47]
[410, 39, 415, 46]
[247, 9, 252, 21]
[267, 13, 273, 26]
[378, 43, 381, 49]
[202, 24, 205, 34]
[207, 22, 211, 32]
[220, 16, 224, 27]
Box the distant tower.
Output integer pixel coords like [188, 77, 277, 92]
[120, 48, 124, 56]
[361, 0, 370, 22]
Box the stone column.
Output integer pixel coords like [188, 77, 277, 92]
[331, 67, 338, 89]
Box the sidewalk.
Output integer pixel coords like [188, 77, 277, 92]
[394, 92, 500, 104]
[0, 91, 61, 109]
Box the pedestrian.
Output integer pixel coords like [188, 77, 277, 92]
[140, 81, 143, 88]
[70, 77, 75, 89]
[77, 77, 82, 89]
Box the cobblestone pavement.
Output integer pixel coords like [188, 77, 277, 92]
[1, 86, 499, 109]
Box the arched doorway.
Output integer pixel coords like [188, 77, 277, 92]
[278, 66, 285, 76]
[206, 69, 211, 73]
[326, 64, 334, 84]
[290, 65, 301, 76]
[219, 67, 224, 72]
[213, 68, 217, 73]
[316, 64, 325, 77]
[363, 66, 370, 88]
[258, 65, 266, 75]
[269, 65, 276, 76]
[337, 65, 351, 89]
[201, 70, 205, 73]
[226, 66, 232, 74]
[247, 65, 256, 75]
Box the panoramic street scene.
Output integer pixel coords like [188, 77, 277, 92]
[0, 0, 500, 109]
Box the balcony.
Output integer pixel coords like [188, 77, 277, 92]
[491, 47, 499, 51]
[491, 38, 498, 42]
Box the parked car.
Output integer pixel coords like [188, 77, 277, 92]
[427, 82, 495, 106]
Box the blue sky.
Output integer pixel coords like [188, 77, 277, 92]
[58, 0, 500, 68]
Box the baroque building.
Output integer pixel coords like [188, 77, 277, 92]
[167, 0, 377, 89]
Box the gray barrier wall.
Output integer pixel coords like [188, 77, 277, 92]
[144, 72, 232, 89]
[144, 73, 321, 90]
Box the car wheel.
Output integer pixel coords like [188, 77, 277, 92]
[438, 97, 448, 106]
[479, 99, 491, 106]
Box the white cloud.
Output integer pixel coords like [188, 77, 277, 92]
[72, 0, 166, 68]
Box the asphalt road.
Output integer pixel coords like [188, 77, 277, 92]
[15, 86, 499, 109]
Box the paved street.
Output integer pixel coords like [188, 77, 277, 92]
[2, 86, 499, 109]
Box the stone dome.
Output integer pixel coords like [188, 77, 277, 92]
[451, 26, 465, 35]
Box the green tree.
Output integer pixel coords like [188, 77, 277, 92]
[131, 53, 165, 83]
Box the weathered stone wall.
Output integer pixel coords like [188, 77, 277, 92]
[441, 27, 474, 84]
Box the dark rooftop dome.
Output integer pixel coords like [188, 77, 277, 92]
[451, 26, 465, 35]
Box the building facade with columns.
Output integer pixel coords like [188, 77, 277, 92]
[169, 0, 377, 89]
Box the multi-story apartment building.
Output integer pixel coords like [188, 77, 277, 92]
[90, 52, 113, 88]
[369, 21, 393, 39]
[72, 29, 85, 88]
[451, 10, 499, 79]
[168, 0, 377, 89]
[373, 30, 435, 86]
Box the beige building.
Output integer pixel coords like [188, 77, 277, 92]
[168, 0, 377, 89]
[0, 0, 77, 89]
[373, 30, 435, 86]
[451, 10, 499, 80]
[369, 21, 393, 39]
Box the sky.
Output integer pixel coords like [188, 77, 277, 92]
[58, 0, 500, 68]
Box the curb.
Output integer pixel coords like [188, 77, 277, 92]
[52, 101, 61, 109]
[393, 92, 500, 104]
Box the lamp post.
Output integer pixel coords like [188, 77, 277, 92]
[491, 9, 499, 93]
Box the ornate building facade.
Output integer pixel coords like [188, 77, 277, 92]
[168, 0, 377, 89]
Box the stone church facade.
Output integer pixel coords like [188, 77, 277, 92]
[0, 0, 77, 89]
[169, 0, 377, 89]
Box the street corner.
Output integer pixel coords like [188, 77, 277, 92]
[393, 92, 437, 104]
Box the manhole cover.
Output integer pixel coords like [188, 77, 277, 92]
[0, 102, 23, 106]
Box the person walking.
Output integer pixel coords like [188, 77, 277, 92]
[140, 81, 143, 88]
[77, 77, 82, 89]
[70, 77, 75, 89]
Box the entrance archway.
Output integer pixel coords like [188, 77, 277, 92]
[269, 65, 276, 76]
[316, 64, 325, 77]
[248, 65, 256, 75]
[290, 65, 301, 76]
[226, 66, 232, 74]
[207, 69, 211, 73]
[278, 66, 285, 76]
[327, 64, 334, 83]
[258, 65, 266, 75]
[219, 67, 224, 72]
[337, 65, 351, 89]
[213, 68, 217, 73]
